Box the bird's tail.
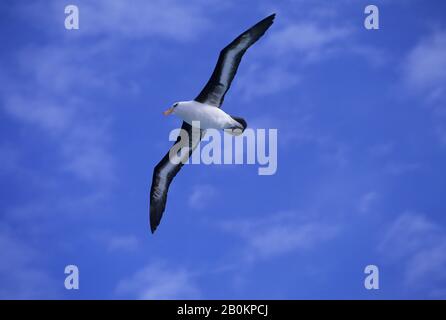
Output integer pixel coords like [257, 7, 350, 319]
[226, 116, 247, 136]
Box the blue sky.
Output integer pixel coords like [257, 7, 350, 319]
[1, 0, 446, 299]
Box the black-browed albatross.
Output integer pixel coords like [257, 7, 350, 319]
[149, 14, 276, 233]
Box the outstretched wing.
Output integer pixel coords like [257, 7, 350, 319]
[149, 121, 205, 233]
[194, 14, 276, 107]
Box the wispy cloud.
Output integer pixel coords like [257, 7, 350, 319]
[378, 213, 446, 296]
[0, 5, 129, 298]
[358, 191, 379, 214]
[1, 43, 116, 184]
[116, 263, 200, 299]
[0, 226, 58, 299]
[107, 235, 140, 253]
[236, 64, 300, 100]
[20, 0, 213, 42]
[235, 21, 351, 100]
[235, 10, 386, 100]
[220, 212, 340, 261]
[79, 0, 212, 41]
[188, 184, 217, 210]
[248, 110, 350, 169]
[402, 30, 446, 145]
[403, 31, 446, 97]
[384, 162, 421, 176]
[267, 22, 352, 62]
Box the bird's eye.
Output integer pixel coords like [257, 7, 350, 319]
[173, 103, 179, 108]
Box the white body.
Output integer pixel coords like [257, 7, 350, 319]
[173, 101, 240, 130]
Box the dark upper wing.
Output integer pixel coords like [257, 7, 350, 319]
[150, 122, 205, 233]
[149, 121, 205, 233]
[194, 14, 276, 107]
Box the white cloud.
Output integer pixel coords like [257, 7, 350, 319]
[20, 0, 213, 42]
[384, 162, 421, 176]
[220, 212, 340, 261]
[405, 242, 446, 287]
[1, 0, 223, 183]
[236, 64, 300, 100]
[268, 22, 352, 61]
[404, 31, 446, 94]
[235, 13, 385, 100]
[0, 1, 218, 298]
[0, 227, 58, 299]
[107, 235, 139, 253]
[188, 184, 217, 210]
[402, 30, 446, 145]
[235, 21, 351, 99]
[0, 41, 121, 296]
[80, 0, 211, 41]
[1, 42, 116, 184]
[379, 213, 446, 294]
[358, 191, 379, 214]
[3, 96, 75, 134]
[116, 263, 200, 299]
[379, 214, 438, 258]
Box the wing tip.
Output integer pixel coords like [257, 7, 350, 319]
[149, 202, 160, 234]
[255, 13, 276, 32]
[150, 212, 159, 234]
[266, 13, 276, 23]
[149, 209, 160, 234]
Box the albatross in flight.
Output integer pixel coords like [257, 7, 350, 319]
[149, 14, 276, 233]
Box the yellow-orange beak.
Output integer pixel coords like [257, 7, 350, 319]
[163, 107, 174, 116]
